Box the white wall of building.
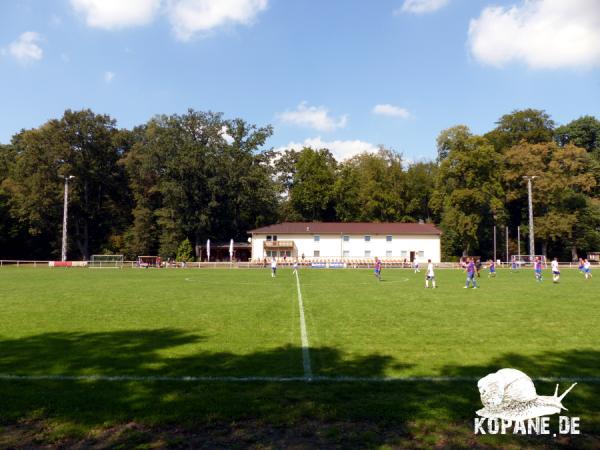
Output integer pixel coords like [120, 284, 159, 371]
[251, 233, 441, 263]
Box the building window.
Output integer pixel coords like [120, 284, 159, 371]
[314, 235, 320, 242]
[343, 250, 350, 257]
[400, 250, 408, 258]
[364, 235, 371, 242]
[386, 235, 392, 242]
[313, 250, 320, 257]
[418, 251, 425, 258]
[273, 235, 277, 241]
[386, 250, 392, 257]
[364, 250, 371, 257]
[266, 235, 272, 241]
[343, 235, 349, 242]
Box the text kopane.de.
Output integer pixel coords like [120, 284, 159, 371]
[474, 416, 580, 435]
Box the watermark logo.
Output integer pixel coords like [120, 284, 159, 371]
[474, 368, 580, 436]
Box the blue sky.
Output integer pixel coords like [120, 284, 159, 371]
[1, 0, 599, 161]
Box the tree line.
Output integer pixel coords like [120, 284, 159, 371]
[0, 108, 598, 261]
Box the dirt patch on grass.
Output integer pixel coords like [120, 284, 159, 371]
[1, 419, 598, 449]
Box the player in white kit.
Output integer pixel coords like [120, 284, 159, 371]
[425, 259, 436, 289]
[551, 257, 560, 283]
[271, 258, 277, 278]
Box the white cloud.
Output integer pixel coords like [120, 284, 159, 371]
[372, 104, 411, 118]
[469, 0, 600, 69]
[396, 0, 449, 15]
[277, 102, 348, 132]
[7, 32, 43, 63]
[220, 125, 234, 143]
[69, 0, 268, 40]
[70, 0, 161, 29]
[275, 137, 379, 161]
[167, 0, 269, 41]
[104, 71, 115, 82]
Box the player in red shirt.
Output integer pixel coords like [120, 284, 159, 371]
[374, 257, 382, 281]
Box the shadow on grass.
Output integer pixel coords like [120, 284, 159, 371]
[0, 329, 410, 377]
[0, 330, 598, 448]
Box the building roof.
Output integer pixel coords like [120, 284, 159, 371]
[249, 222, 441, 236]
[208, 242, 252, 249]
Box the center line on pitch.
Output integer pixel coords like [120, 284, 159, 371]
[295, 271, 312, 379]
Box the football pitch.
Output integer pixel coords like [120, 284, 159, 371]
[1, 266, 598, 448]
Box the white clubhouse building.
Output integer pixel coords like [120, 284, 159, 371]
[249, 222, 442, 263]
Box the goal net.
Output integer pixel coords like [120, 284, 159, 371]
[510, 254, 547, 268]
[89, 254, 124, 269]
[137, 256, 161, 268]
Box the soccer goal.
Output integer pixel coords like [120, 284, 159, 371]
[510, 254, 547, 268]
[137, 255, 161, 268]
[89, 254, 124, 269]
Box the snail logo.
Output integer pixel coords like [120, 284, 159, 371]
[474, 368, 581, 435]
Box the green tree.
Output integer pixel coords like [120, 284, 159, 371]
[3, 110, 130, 259]
[555, 115, 600, 160]
[0, 144, 28, 258]
[570, 199, 600, 259]
[431, 135, 506, 257]
[334, 148, 406, 222]
[217, 118, 278, 240]
[504, 142, 596, 256]
[436, 125, 471, 162]
[485, 109, 555, 152]
[272, 149, 302, 221]
[333, 162, 362, 222]
[289, 148, 338, 221]
[122, 110, 277, 258]
[176, 238, 194, 262]
[404, 161, 438, 222]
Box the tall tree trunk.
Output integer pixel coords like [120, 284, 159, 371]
[75, 221, 85, 259]
[571, 245, 578, 262]
[83, 220, 89, 260]
[83, 180, 89, 260]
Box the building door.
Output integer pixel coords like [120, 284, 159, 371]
[410, 251, 415, 262]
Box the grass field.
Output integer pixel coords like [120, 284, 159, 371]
[1, 266, 598, 448]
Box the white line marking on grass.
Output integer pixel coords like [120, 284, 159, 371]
[295, 270, 312, 379]
[1, 374, 598, 383]
[301, 278, 410, 286]
[184, 278, 270, 286]
[184, 277, 410, 286]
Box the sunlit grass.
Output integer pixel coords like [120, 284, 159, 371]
[0, 266, 597, 447]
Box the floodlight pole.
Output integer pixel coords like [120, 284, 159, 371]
[61, 175, 75, 261]
[523, 176, 537, 258]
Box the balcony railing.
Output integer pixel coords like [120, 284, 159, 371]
[264, 240, 295, 248]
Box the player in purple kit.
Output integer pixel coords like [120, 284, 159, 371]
[488, 259, 496, 278]
[534, 256, 543, 282]
[374, 257, 382, 281]
[464, 257, 478, 289]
